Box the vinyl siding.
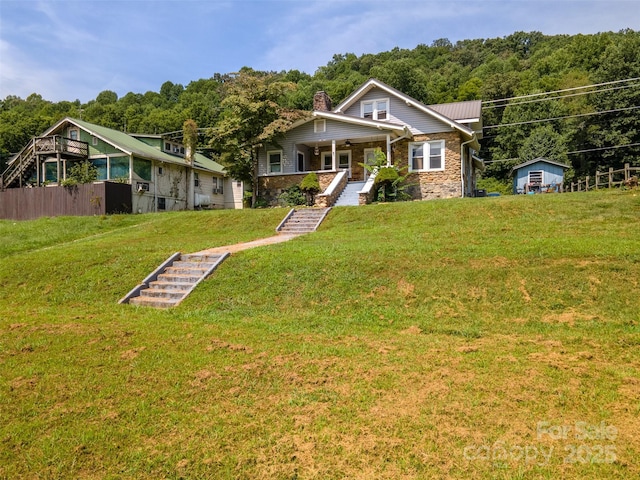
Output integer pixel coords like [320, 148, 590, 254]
[343, 87, 454, 135]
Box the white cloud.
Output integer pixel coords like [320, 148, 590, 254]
[1, 0, 638, 102]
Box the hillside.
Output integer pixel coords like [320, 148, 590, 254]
[2, 30, 639, 183]
[1, 190, 639, 478]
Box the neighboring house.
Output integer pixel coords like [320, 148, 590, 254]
[511, 157, 570, 194]
[257, 78, 483, 206]
[1, 118, 243, 214]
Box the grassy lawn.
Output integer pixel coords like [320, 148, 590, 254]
[1, 190, 638, 479]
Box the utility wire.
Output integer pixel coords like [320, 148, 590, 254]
[482, 83, 640, 109]
[483, 142, 640, 164]
[483, 105, 640, 130]
[482, 77, 640, 105]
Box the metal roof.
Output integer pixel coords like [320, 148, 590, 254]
[511, 157, 571, 173]
[46, 118, 225, 174]
[427, 100, 482, 122]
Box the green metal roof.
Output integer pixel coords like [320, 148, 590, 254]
[48, 118, 226, 175]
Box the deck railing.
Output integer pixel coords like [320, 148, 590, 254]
[1, 136, 89, 189]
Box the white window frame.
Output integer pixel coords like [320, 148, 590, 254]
[337, 150, 351, 170]
[361, 98, 389, 121]
[314, 119, 326, 133]
[408, 140, 445, 172]
[321, 152, 333, 171]
[267, 150, 282, 173]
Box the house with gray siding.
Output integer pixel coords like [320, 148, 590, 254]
[511, 157, 570, 194]
[257, 78, 484, 206]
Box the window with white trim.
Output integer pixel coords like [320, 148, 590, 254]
[361, 98, 388, 120]
[268, 150, 282, 173]
[321, 152, 332, 170]
[314, 119, 326, 133]
[409, 140, 445, 172]
[338, 151, 350, 169]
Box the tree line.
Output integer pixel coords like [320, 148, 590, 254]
[1, 29, 638, 188]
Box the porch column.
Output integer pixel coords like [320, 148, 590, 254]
[332, 140, 337, 170]
[386, 135, 391, 166]
[57, 153, 62, 183]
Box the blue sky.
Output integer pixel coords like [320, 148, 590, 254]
[1, 0, 638, 102]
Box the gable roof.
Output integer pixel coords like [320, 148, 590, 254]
[285, 110, 411, 140]
[332, 78, 476, 139]
[511, 157, 571, 173]
[44, 118, 225, 174]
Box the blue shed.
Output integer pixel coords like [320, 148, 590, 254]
[511, 157, 570, 194]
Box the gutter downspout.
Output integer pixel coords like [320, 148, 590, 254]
[460, 136, 476, 198]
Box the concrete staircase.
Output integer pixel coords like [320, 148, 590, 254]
[276, 207, 331, 234]
[121, 252, 229, 308]
[334, 181, 365, 206]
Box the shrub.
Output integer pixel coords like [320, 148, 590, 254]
[300, 172, 320, 206]
[62, 160, 98, 187]
[278, 185, 306, 207]
[476, 176, 512, 195]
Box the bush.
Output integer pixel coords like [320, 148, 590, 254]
[62, 160, 98, 187]
[300, 172, 320, 206]
[278, 185, 306, 207]
[476, 176, 512, 196]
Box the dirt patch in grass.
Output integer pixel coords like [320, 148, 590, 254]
[540, 309, 597, 326]
[120, 347, 145, 360]
[206, 338, 254, 353]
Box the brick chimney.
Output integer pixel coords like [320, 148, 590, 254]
[313, 91, 332, 112]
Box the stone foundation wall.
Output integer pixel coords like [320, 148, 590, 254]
[393, 132, 463, 201]
[258, 172, 337, 206]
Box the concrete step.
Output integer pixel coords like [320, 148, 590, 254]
[277, 207, 330, 234]
[129, 296, 180, 308]
[164, 266, 209, 275]
[149, 280, 194, 291]
[182, 254, 224, 262]
[138, 289, 186, 300]
[156, 273, 201, 283]
[122, 251, 230, 309]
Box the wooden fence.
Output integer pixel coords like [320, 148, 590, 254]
[0, 182, 132, 221]
[568, 163, 639, 192]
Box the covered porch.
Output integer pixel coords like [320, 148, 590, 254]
[293, 135, 394, 182]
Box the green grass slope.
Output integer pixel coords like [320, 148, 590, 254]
[1, 191, 639, 479]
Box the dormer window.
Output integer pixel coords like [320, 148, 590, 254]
[361, 99, 388, 120]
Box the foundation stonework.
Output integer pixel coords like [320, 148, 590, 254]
[258, 172, 337, 206]
[393, 132, 463, 201]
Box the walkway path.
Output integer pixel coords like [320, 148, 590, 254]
[194, 233, 301, 255]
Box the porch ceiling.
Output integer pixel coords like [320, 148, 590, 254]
[297, 134, 395, 148]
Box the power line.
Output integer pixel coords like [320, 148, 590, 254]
[483, 105, 640, 130]
[567, 142, 640, 155]
[482, 142, 640, 164]
[482, 83, 640, 110]
[482, 77, 640, 106]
